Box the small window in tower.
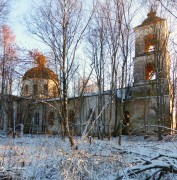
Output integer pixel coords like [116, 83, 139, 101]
[144, 34, 156, 53]
[34, 112, 40, 126]
[48, 112, 54, 125]
[24, 84, 28, 95]
[33, 84, 38, 94]
[145, 64, 156, 80]
[44, 84, 48, 94]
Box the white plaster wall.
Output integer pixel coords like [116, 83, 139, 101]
[22, 78, 58, 98]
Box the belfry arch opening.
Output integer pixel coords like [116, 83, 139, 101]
[144, 34, 156, 53]
[145, 63, 156, 80]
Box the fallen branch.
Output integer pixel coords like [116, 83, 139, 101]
[81, 100, 110, 140]
[118, 151, 177, 179]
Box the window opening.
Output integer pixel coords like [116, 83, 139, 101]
[123, 111, 130, 126]
[144, 34, 155, 53]
[24, 84, 28, 95]
[69, 110, 75, 123]
[44, 84, 48, 94]
[123, 111, 130, 135]
[48, 112, 54, 125]
[145, 64, 156, 80]
[33, 84, 38, 93]
[34, 112, 40, 126]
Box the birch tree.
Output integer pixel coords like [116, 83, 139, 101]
[88, 2, 108, 139]
[103, 0, 136, 144]
[87, 0, 138, 142]
[115, 0, 136, 145]
[27, 0, 94, 146]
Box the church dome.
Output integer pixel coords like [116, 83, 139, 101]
[23, 66, 58, 81]
[22, 52, 59, 98]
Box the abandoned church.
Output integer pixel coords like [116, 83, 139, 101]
[0, 9, 176, 136]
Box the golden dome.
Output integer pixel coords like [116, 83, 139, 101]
[23, 66, 58, 81]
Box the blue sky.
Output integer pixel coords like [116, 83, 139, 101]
[8, 1, 175, 52]
[9, 0, 45, 50]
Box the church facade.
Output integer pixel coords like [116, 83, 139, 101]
[2, 10, 175, 135]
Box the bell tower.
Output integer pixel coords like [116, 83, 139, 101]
[132, 9, 170, 97]
[126, 9, 175, 132]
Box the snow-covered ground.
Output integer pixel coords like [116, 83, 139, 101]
[0, 134, 177, 179]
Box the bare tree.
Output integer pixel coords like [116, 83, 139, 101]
[87, 0, 138, 142]
[0, 25, 18, 132]
[0, 0, 11, 132]
[158, 0, 177, 19]
[102, 0, 136, 144]
[0, 0, 10, 23]
[26, 0, 94, 146]
[87, 2, 109, 139]
[111, 0, 136, 145]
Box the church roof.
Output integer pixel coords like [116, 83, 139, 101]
[137, 9, 165, 28]
[23, 66, 58, 81]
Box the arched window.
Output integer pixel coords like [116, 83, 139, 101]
[144, 34, 156, 53]
[44, 84, 48, 94]
[33, 84, 38, 94]
[123, 111, 130, 135]
[24, 84, 28, 95]
[145, 63, 156, 80]
[69, 110, 75, 123]
[48, 112, 54, 125]
[123, 111, 130, 126]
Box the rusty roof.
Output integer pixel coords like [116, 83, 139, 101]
[23, 66, 58, 81]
